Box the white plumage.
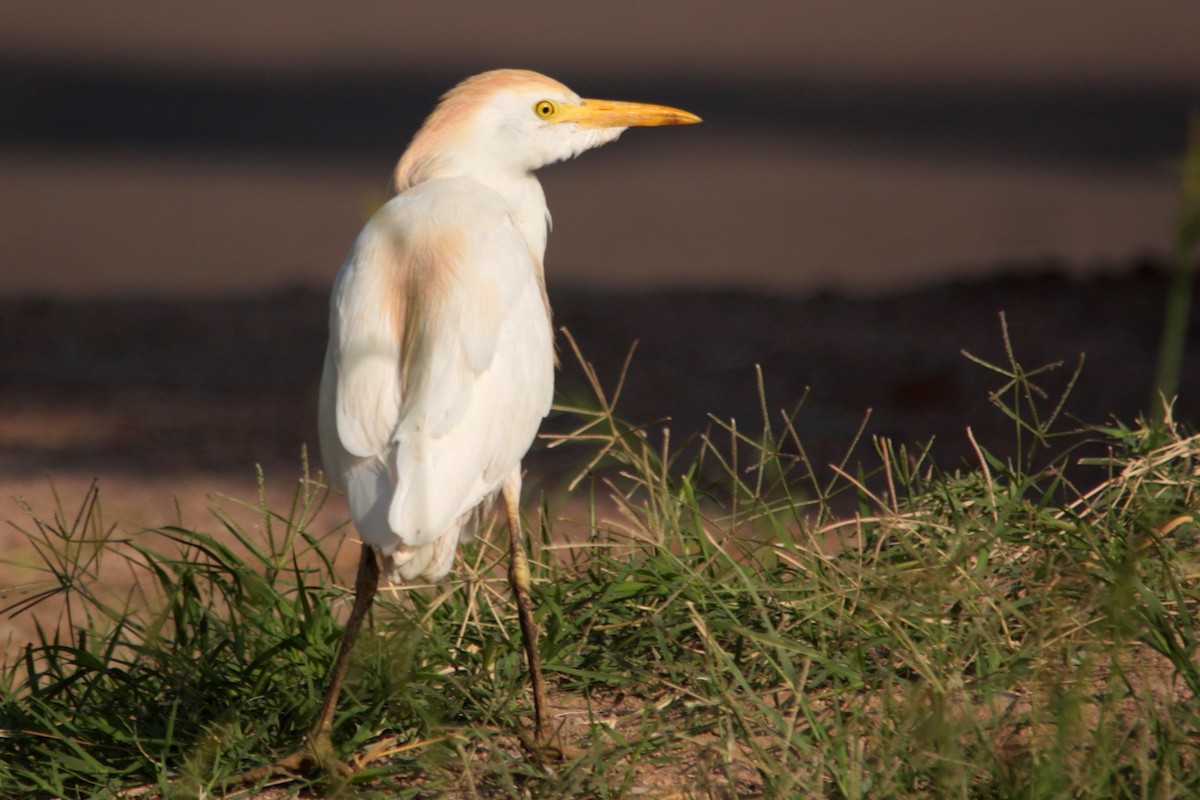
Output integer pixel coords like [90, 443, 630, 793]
[317, 70, 698, 586]
[318, 177, 554, 581]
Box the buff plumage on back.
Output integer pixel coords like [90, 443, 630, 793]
[318, 177, 554, 583]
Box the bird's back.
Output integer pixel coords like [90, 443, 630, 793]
[318, 178, 554, 582]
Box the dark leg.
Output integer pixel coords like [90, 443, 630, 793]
[228, 542, 380, 788]
[310, 542, 381, 744]
[502, 471, 547, 742]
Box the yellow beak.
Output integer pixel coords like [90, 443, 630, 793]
[557, 98, 702, 128]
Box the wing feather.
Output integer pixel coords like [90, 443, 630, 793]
[329, 229, 405, 458]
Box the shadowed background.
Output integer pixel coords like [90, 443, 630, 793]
[1, 1, 1198, 530]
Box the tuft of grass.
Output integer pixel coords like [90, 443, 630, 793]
[2, 328, 1199, 799]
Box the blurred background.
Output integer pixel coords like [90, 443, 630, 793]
[2, 1, 1198, 295]
[1, 1, 1198, 528]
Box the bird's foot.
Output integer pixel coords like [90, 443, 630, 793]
[305, 729, 356, 787]
[516, 725, 588, 765]
[223, 731, 354, 795]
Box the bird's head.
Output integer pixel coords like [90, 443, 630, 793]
[395, 69, 700, 190]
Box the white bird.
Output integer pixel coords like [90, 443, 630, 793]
[300, 69, 698, 773]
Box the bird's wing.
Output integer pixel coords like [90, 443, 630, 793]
[324, 178, 552, 547]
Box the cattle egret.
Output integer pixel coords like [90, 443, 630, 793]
[297, 69, 697, 775]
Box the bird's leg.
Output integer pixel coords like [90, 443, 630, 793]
[502, 471, 548, 745]
[226, 543, 380, 790]
[310, 542, 381, 747]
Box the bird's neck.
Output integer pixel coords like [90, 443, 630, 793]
[486, 168, 550, 260]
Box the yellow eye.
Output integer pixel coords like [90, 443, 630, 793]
[534, 100, 556, 119]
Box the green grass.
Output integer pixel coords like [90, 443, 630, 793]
[2, 320, 1199, 799]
